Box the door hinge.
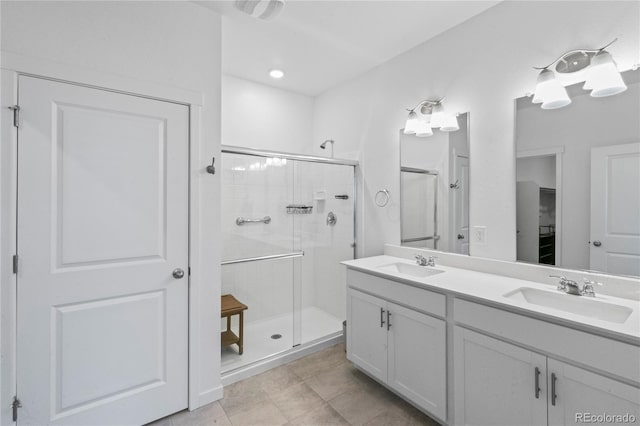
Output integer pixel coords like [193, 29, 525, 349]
[8, 105, 20, 128]
[12, 255, 18, 274]
[12, 396, 22, 422]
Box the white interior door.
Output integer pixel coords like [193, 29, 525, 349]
[590, 143, 640, 276]
[454, 155, 469, 254]
[16, 76, 189, 425]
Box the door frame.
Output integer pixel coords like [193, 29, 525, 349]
[516, 146, 564, 267]
[0, 53, 220, 424]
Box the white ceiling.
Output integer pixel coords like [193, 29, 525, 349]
[198, 1, 501, 96]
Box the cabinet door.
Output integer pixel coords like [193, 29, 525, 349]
[347, 288, 388, 382]
[387, 303, 447, 422]
[548, 359, 640, 425]
[454, 327, 547, 426]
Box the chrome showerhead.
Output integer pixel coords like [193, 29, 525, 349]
[320, 139, 334, 149]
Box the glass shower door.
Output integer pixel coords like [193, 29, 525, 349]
[220, 154, 296, 372]
[293, 161, 355, 345]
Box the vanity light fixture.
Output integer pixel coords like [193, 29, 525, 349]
[532, 38, 627, 109]
[403, 99, 459, 137]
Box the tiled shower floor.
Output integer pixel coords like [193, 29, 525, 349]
[221, 306, 343, 373]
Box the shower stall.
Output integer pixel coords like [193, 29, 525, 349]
[220, 146, 357, 374]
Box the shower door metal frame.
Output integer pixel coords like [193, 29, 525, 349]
[399, 167, 440, 248]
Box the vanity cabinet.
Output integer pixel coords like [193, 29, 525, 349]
[454, 327, 640, 426]
[547, 359, 640, 426]
[347, 287, 447, 421]
[453, 327, 547, 426]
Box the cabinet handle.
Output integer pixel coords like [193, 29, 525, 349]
[534, 367, 541, 399]
[380, 308, 385, 328]
[551, 373, 557, 406]
[387, 311, 392, 330]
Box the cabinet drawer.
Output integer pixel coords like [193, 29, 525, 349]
[454, 298, 640, 384]
[347, 269, 445, 318]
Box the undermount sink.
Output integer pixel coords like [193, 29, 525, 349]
[503, 287, 633, 324]
[379, 262, 445, 278]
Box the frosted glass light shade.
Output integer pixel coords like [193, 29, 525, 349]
[430, 103, 445, 128]
[532, 69, 571, 110]
[415, 119, 433, 137]
[403, 111, 419, 134]
[584, 51, 627, 97]
[440, 114, 459, 132]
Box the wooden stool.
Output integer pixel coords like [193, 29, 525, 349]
[221, 294, 248, 355]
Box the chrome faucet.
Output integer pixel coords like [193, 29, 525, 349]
[581, 278, 602, 297]
[550, 275, 600, 296]
[415, 254, 437, 267]
[550, 275, 581, 295]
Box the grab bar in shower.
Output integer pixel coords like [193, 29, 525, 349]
[236, 216, 271, 226]
[221, 251, 305, 266]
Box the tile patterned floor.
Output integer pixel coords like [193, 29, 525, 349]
[150, 342, 439, 426]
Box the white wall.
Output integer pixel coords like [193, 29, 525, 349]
[222, 74, 314, 153]
[0, 0, 223, 416]
[516, 72, 640, 271]
[311, 1, 640, 259]
[516, 156, 556, 189]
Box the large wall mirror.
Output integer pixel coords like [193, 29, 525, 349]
[399, 112, 470, 255]
[515, 69, 640, 277]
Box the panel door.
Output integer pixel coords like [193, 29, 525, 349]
[590, 143, 640, 276]
[16, 76, 189, 425]
[454, 155, 470, 254]
[387, 303, 446, 422]
[548, 359, 640, 426]
[453, 327, 547, 426]
[346, 288, 387, 383]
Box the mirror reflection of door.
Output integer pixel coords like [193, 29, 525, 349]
[590, 143, 640, 276]
[453, 155, 469, 254]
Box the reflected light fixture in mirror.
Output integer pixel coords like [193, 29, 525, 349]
[403, 99, 459, 137]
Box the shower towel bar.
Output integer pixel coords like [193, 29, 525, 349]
[221, 251, 304, 266]
[236, 216, 271, 226]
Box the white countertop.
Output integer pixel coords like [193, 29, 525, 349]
[342, 255, 640, 343]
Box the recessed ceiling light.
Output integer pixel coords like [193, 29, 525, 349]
[269, 69, 285, 79]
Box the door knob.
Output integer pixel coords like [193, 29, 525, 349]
[172, 268, 185, 279]
[592, 240, 602, 247]
[457, 234, 465, 240]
